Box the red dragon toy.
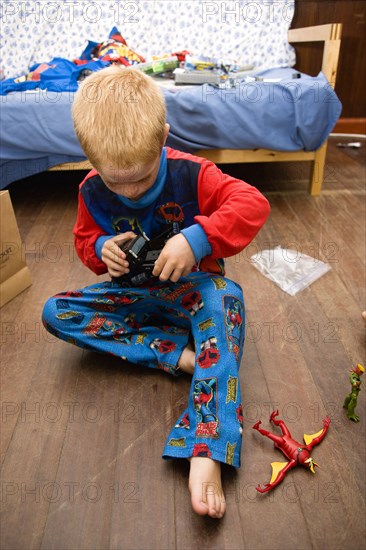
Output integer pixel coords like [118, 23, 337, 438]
[253, 410, 331, 493]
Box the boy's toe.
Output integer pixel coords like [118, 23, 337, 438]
[190, 485, 209, 516]
[219, 496, 226, 518]
[206, 493, 217, 517]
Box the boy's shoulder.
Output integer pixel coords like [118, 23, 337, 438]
[78, 168, 100, 191]
[165, 146, 210, 167]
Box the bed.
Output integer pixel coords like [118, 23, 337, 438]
[0, 1, 342, 194]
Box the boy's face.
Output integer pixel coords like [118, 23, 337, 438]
[100, 155, 161, 201]
[99, 123, 170, 201]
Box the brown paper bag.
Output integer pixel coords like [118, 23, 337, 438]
[0, 190, 32, 307]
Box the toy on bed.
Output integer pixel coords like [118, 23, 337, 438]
[253, 410, 331, 493]
[0, 27, 146, 95]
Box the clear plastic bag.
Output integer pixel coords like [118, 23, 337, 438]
[250, 246, 331, 296]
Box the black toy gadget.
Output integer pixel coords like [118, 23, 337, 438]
[114, 223, 180, 286]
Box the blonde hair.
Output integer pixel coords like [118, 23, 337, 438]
[72, 65, 167, 170]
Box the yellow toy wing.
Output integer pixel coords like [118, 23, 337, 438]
[270, 462, 289, 484]
[303, 429, 323, 446]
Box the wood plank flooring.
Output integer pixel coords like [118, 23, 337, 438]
[1, 137, 365, 549]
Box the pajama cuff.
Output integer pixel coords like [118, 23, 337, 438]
[181, 224, 212, 263]
[95, 235, 114, 260]
[162, 443, 241, 468]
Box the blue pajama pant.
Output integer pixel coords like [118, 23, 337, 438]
[42, 272, 245, 467]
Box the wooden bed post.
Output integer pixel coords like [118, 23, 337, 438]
[288, 23, 342, 195]
[311, 142, 328, 196]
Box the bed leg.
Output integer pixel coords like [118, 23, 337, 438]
[310, 141, 328, 195]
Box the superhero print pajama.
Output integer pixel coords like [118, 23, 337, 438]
[42, 271, 245, 467]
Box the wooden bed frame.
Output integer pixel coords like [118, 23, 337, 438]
[50, 23, 342, 195]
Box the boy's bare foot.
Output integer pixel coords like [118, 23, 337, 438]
[362, 311, 366, 324]
[177, 344, 195, 375]
[188, 457, 226, 518]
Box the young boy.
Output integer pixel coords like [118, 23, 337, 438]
[42, 65, 270, 519]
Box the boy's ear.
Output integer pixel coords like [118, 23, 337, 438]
[163, 123, 170, 144]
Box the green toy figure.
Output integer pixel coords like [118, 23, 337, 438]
[343, 363, 364, 422]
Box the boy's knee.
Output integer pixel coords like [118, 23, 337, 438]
[42, 296, 57, 330]
[225, 278, 244, 303]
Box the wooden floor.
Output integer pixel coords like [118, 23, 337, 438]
[1, 137, 365, 550]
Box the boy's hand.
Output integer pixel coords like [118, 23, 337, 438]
[101, 232, 136, 278]
[152, 233, 196, 283]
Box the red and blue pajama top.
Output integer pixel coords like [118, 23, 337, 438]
[73, 146, 270, 276]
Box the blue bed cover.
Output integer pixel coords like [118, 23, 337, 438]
[0, 68, 341, 188]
